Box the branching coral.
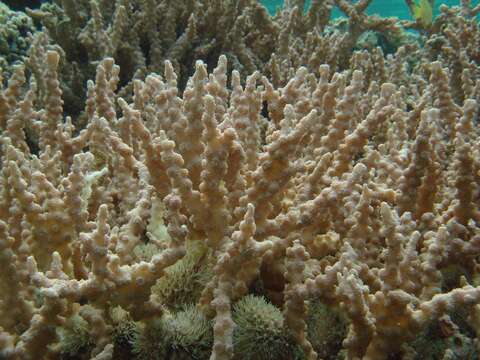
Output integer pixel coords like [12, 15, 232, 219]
[0, 3, 35, 76]
[14, 0, 415, 117]
[1, 1, 480, 359]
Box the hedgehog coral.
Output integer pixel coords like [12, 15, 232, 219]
[57, 314, 94, 359]
[232, 295, 296, 360]
[306, 301, 348, 360]
[151, 241, 211, 311]
[131, 306, 212, 360]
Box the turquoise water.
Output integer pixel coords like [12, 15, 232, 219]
[261, 0, 480, 19]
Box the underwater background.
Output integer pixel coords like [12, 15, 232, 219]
[262, 0, 480, 18]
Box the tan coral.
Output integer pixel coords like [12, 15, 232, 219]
[2, 11, 480, 357]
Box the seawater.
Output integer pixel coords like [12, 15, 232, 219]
[261, 0, 480, 19]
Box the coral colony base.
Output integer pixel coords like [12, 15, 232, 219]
[1, 0, 480, 359]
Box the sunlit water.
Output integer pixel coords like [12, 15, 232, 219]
[261, 0, 480, 19]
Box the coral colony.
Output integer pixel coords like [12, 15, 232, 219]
[1, 0, 480, 359]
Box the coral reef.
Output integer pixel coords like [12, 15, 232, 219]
[0, 3, 36, 76]
[1, 0, 480, 359]
[19, 0, 409, 116]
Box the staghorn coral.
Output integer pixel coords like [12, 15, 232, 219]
[0, 3, 36, 77]
[19, 0, 413, 117]
[1, 1, 480, 359]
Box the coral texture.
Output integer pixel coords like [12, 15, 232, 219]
[22, 0, 410, 117]
[0, 3, 35, 76]
[1, 0, 480, 359]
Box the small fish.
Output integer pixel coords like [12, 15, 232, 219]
[406, 0, 434, 27]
